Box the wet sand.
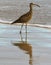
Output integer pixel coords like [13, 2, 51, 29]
[0, 24, 51, 65]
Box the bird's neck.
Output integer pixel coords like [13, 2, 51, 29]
[29, 5, 32, 14]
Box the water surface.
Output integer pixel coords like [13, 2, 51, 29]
[0, 24, 51, 65]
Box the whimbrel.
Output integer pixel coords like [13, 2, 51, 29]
[11, 3, 40, 33]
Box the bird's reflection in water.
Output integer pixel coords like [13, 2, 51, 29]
[13, 32, 33, 65]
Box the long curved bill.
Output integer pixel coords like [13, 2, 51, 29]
[33, 4, 40, 7]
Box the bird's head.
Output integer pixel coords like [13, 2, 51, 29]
[30, 3, 40, 7]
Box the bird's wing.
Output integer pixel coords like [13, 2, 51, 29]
[19, 11, 32, 22]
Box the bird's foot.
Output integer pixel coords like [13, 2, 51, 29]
[20, 31, 22, 34]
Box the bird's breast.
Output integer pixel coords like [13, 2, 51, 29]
[21, 14, 32, 23]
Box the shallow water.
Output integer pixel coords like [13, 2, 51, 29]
[0, 24, 51, 65]
[0, 24, 51, 47]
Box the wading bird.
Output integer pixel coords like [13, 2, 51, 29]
[11, 3, 40, 33]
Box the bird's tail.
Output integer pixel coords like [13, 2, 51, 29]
[11, 19, 19, 24]
[11, 21, 17, 24]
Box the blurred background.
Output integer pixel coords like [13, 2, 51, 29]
[0, 0, 51, 25]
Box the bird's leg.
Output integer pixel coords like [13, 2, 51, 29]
[25, 23, 27, 33]
[20, 23, 24, 33]
[25, 23, 27, 42]
[20, 32, 23, 42]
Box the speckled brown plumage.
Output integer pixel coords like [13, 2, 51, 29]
[11, 3, 40, 33]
